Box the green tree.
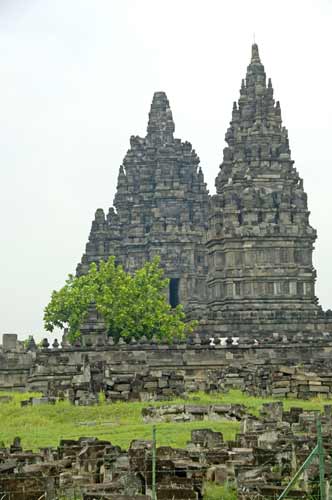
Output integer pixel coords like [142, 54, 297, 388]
[44, 256, 196, 343]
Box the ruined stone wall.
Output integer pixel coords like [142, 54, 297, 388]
[0, 335, 36, 391]
[3, 333, 332, 400]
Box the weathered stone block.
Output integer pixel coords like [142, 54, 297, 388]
[214, 465, 229, 484]
[113, 384, 131, 392]
[144, 382, 158, 390]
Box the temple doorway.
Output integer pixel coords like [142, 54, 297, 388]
[169, 278, 180, 308]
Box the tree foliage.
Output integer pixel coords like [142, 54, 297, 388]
[44, 256, 196, 343]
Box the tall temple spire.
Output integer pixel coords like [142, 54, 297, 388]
[207, 44, 319, 333]
[251, 43, 261, 64]
[216, 43, 291, 194]
[146, 91, 175, 146]
[79, 89, 210, 321]
[244, 42, 267, 91]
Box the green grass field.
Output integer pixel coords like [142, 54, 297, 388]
[0, 389, 327, 451]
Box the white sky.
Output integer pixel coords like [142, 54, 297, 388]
[0, 0, 331, 342]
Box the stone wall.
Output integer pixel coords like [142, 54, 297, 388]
[2, 333, 332, 401]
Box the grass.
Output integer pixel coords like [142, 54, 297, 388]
[0, 390, 328, 451]
[203, 482, 237, 500]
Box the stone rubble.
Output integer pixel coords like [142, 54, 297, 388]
[142, 403, 246, 423]
[0, 402, 331, 499]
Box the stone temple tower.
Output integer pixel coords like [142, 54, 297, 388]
[206, 44, 320, 336]
[77, 45, 332, 339]
[78, 92, 210, 319]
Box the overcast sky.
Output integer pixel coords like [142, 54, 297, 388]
[0, 0, 331, 342]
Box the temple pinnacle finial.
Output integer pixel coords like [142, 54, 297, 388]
[146, 91, 175, 145]
[251, 43, 261, 64]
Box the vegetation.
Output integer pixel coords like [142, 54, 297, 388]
[0, 390, 327, 452]
[44, 256, 196, 343]
[203, 482, 237, 500]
